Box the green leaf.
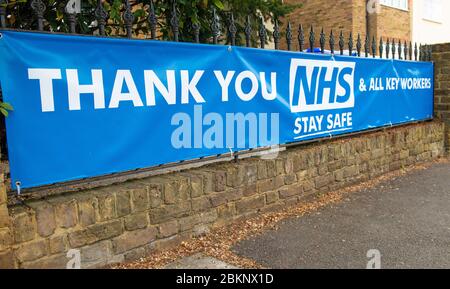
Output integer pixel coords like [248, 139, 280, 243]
[0, 102, 13, 111]
[134, 9, 146, 18]
[0, 108, 8, 117]
[212, 0, 225, 10]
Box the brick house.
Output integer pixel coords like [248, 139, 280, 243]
[281, 0, 412, 53]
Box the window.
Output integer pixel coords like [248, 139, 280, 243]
[423, 0, 442, 23]
[380, 0, 409, 10]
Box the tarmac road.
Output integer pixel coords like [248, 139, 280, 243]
[233, 162, 450, 269]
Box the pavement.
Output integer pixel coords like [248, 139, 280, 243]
[232, 162, 450, 269]
[164, 253, 238, 269]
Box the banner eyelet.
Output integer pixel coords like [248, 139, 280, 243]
[15, 181, 22, 196]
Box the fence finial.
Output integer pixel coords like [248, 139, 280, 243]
[192, 22, 200, 44]
[364, 34, 369, 57]
[329, 29, 335, 55]
[30, 0, 46, 31]
[259, 17, 266, 49]
[286, 21, 292, 51]
[95, 0, 108, 36]
[356, 33, 362, 57]
[170, 0, 179, 42]
[319, 28, 325, 53]
[273, 19, 280, 50]
[414, 43, 418, 61]
[372, 36, 376, 58]
[298, 24, 304, 52]
[386, 38, 390, 59]
[392, 38, 396, 59]
[403, 40, 408, 60]
[339, 31, 344, 55]
[65, 1, 77, 34]
[309, 25, 315, 53]
[211, 8, 220, 44]
[379, 37, 383, 58]
[123, 0, 135, 39]
[409, 41, 413, 60]
[244, 15, 252, 47]
[229, 13, 237, 46]
[348, 32, 354, 56]
[419, 44, 423, 61]
[148, 0, 157, 39]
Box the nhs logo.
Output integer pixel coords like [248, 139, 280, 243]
[289, 59, 355, 113]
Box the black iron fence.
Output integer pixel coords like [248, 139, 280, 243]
[0, 0, 433, 61]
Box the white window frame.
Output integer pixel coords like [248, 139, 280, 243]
[422, 0, 443, 23]
[379, 0, 409, 11]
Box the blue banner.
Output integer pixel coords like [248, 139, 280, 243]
[0, 31, 434, 189]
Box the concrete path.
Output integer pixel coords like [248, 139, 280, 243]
[233, 162, 450, 269]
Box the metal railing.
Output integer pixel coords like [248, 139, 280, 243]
[0, 0, 433, 61]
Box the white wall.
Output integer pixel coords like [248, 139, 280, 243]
[412, 0, 450, 45]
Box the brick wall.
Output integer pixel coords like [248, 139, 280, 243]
[433, 43, 450, 154]
[368, 0, 412, 45]
[281, 0, 355, 50]
[0, 121, 444, 268]
[0, 135, 13, 268]
[282, 0, 412, 54]
[352, 0, 367, 39]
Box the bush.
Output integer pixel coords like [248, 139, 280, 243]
[2, 0, 298, 45]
